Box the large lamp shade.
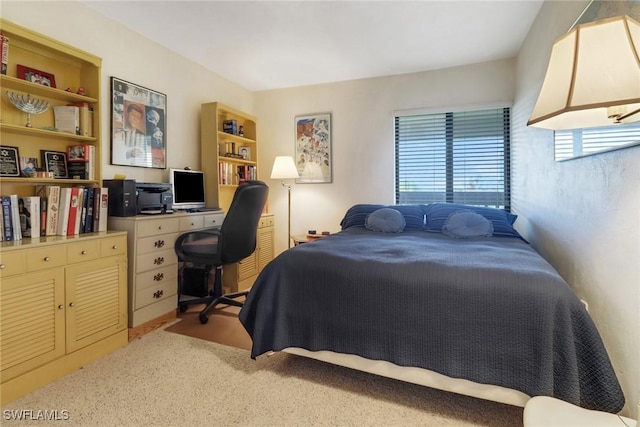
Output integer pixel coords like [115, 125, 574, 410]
[528, 15, 640, 130]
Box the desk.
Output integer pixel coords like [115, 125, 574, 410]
[108, 210, 224, 329]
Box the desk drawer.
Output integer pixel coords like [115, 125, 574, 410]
[134, 280, 177, 310]
[0, 250, 27, 277]
[100, 235, 127, 257]
[67, 240, 100, 264]
[137, 217, 179, 238]
[203, 213, 224, 229]
[135, 264, 178, 292]
[136, 249, 177, 273]
[136, 233, 178, 256]
[179, 216, 204, 231]
[27, 247, 67, 272]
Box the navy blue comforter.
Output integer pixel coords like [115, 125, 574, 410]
[239, 228, 624, 412]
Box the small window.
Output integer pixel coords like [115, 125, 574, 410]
[554, 122, 640, 161]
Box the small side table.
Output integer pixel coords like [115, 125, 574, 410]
[291, 233, 328, 246]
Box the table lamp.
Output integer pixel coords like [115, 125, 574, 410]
[270, 156, 300, 248]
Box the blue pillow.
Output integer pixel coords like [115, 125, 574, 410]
[340, 204, 425, 231]
[365, 208, 406, 233]
[423, 203, 522, 239]
[442, 210, 493, 239]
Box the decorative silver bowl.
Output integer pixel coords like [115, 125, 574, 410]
[6, 91, 50, 127]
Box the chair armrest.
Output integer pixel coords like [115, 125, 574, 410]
[175, 229, 224, 266]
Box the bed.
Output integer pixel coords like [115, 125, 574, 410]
[238, 203, 625, 413]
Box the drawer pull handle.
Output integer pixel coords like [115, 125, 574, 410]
[154, 240, 165, 248]
[154, 257, 165, 265]
[158, 225, 163, 230]
[0, 264, 5, 269]
[153, 290, 164, 299]
[112, 245, 118, 250]
[58, 304, 64, 310]
[153, 273, 164, 281]
[44, 256, 51, 262]
[69, 302, 75, 307]
[81, 250, 88, 255]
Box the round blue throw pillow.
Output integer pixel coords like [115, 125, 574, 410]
[365, 208, 406, 233]
[442, 210, 494, 238]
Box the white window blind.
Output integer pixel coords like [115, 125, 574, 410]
[554, 122, 640, 161]
[394, 107, 511, 210]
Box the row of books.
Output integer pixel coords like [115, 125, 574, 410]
[1, 186, 108, 242]
[218, 162, 257, 185]
[1, 32, 8, 75]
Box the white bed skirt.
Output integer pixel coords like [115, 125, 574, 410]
[281, 347, 531, 408]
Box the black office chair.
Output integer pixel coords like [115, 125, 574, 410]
[174, 180, 269, 324]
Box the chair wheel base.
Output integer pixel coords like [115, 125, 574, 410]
[199, 313, 209, 324]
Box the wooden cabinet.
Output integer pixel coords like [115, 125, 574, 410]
[108, 211, 225, 328]
[200, 102, 258, 211]
[223, 213, 274, 292]
[0, 232, 128, 405]
[0, 19, 102, 198]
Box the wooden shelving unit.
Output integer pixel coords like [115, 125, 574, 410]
[200, 102, 257, 211]
[0, 19, 102, 197]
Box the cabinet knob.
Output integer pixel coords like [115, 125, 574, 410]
[81, 250, 88, 255]
[0, 264, 5, 269]
[58, 304, 64, 310]
[112, 245, 118, 250]
[69, 302, 75, 307]
[44, 256, 51, 262]
[157, 225, 163, 230]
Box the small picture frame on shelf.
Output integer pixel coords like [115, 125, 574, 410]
[19, 156, 39, 177]
[0, 145, 21, 177]
[41, 150, 68, 179]
[17, 65, 57, 88]
[238, 146, 251, 160]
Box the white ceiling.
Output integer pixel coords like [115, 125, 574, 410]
[82, 0, 545, 91]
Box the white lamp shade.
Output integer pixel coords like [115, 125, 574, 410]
[528, 15, 640, 130]
[270, 156, 299, 180]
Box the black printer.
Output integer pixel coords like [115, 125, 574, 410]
[135, 182, 173, 214]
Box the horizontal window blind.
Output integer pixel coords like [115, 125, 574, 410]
[395, 107, 510, 210]
[555, 122, 640, 161]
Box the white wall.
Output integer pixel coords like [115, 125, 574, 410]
[513, 1, 639, 419]
[254, 60, 515, 253]
[1, 0, 254, 184]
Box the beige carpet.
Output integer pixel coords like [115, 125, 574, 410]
[1, 317, 524, 426]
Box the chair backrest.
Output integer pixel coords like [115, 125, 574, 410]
[220, 180, 269, 264]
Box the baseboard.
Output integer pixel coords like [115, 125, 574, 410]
[128, 310, 177, 341]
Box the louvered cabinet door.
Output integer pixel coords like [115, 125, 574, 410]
[0, 269, 65, 382]
[64, 255, 127, 353]
[257, 225, 274, 271]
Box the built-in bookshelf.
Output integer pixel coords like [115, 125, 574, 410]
[200, 102, 257, 211]
[0, 19, 102, 199]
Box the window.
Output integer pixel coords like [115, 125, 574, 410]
[554, 122, 640, 161]
[394, 107, 511, 210]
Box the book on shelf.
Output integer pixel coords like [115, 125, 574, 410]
[10, 195, 22, 241]
[56, 187, 72, 236]
[84, 187, 95, 233]
[77, 104, 93, 137]
[74, 187, 85, 235]
[0, 32, 8, 75]
[79, 187, 89, 233]
[223, 119, 238, 135]
[2, 196, 14, 241]
[67, 144, 95, 180]
[67, 187, 81, 236]
[53, 106, 80, 135]
[35, 185, 61, 236]
[40, 198, 47, 237]
[20, 196, 40, 238]
[95, 187, 109, 232]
